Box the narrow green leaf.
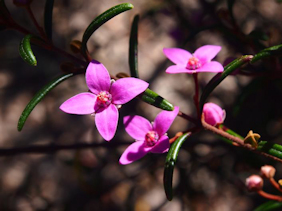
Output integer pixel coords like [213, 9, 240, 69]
[81, 3, 134, 55]
[164, 133, 191, 200]
[129, 15, 139, 78]
[18, 73, 75, 131]
[251, 44, 282, 63]
[141, 88, 174, 111]
[199, 55, 253, 111]
[257, 141, 282, 159]
[19, 34, 38, 66]
[254, 201, 282, 211]
[44, 0, 54, 40]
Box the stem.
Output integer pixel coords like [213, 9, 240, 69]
[270, 178, 282, 193]
[201, 114, 282, 163]
[26, 5, 48, 40]
[193, 73, 200, 118]
[178, 111, 198, 125]
[257, 190, 282, 201]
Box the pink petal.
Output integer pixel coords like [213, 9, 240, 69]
[60, 93, 96, 115]
[119, 141, 148, 165]
[86, 60, 111, 94]
[196, 61, 224, 73]
[163, 48, 192, 66]
[194, 45, 221, 63]
[124, 115, 152, 140]
[153, 106, 179, 137]
[95, 104, 118, 141]
[203, 102, 225, 126]
[150, 135, 170, 153]
[111, 78, 148, 105]
[165, 65, 189, 74]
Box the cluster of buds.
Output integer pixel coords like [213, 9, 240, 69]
[245, 165, 282, 201]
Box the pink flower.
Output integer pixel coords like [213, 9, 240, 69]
[203, 102, 225, 126]
[119, 106, 179, 165]
[60, 60, 149, 141]
[163, 45, 223, 74]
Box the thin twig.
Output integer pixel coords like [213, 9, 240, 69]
[193, 73, 200, 118]
[257, 190, 282, 201]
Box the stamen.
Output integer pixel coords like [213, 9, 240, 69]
[186, 57, 201, 70]
[145, 131, 159, 147]
[96, 91, 112, 107]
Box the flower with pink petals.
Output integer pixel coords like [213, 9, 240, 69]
[119, 107, 179, 165]
[163, 45, 223, 74]
[203, 102, 225, 126]
[60, 60, 149, 141]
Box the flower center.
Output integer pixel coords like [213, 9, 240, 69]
[145, 131, 159, 147]
[96, 91, 112, 107]
[186, 57, 201, 70]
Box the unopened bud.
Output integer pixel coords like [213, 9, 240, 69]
[260, 165, 276, 178]
[203, 102, 225, 126]
[246, 175, 263, 192]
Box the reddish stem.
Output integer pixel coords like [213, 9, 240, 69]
[193, 73, 200, 118]
[257, 190, 282, 201]
[269, 178, 282, 193]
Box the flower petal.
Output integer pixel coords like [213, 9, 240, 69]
[196, 61, 224, 73]
[163, 48, 192, 66]
[111, 78, 148, 105]
[165, 65, 190, 74]
[194, 45, 221, 63]
[124, 115, 152, 140]
[119, 141, 148, 165]
[153, 106, 179, 137]
[86, 60, 111, 94]
[150, 135, 170, 153]
[60, 93, 96, 115]
[95, 104, 118, 141]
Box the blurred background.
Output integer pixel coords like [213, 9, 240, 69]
[1, 0, 282, 210]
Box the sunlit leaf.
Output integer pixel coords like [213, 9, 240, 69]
[44, 0, 54, 40]
[81, 3, 134, 55]
[129, 15, 139, 78]
[164, 133, 191, 200]
[251, 44, 282, 63]
[141, 88, 174, 111]
[18, 73, 75, 131]
[19, 34, 38, 66]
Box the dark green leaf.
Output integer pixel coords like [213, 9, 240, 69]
[200, 55, 253, 111]
[129, 15, 139, 78]
[44, 0, 54, 40]
[81, 3, 134, 55]
[164, 133, 191, 200]
[251, 44, 282, 63]
[19, 34, 38, 66]
[254, 201, 282, 211]
[141, 88, 174, 111]
[18, 73, 75, 131]
[227, 0, 236, 20]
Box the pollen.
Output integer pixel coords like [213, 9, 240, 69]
[97, 91, 112, 107]
[186, 57, 201, 70]
[145, 131, 159, 147]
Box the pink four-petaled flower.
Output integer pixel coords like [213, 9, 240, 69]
[163, 45, 224, 74]
[60, 60, 149, 141]
[119, 106, 179, 165]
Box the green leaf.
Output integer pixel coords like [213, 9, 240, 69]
[18, 73, 75, 131]
[129, 15, 139, 78]
[44, 0, 54, 40]
[199, 55, 253, 111]
[254, 201, 282, 211]
[257, 141, 282, 159]
[141, 88, 174, 111]
[81, 3, 134, 55]
[251, 44, 282, 63]
[164, 133, 191, 200]
[19, 34, 38, 66]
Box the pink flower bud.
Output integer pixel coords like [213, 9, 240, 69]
[246, 175, 263, 191]
[260, 165, 276, 178]
[203, 102, 225, 126]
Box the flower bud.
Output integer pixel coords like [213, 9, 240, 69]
[246, 175, 263, 192]
[203, 102, 225, 126]
[260, 165, 276, 179]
